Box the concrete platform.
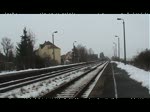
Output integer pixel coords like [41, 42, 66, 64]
[89, 62, 150, 98]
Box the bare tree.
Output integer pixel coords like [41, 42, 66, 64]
[88, 48, 94, 55]
[8, 49, 14, 62]
[1, 37, 13, 60]
[28, 30, 36, 50]
[76, 44, 88, 62]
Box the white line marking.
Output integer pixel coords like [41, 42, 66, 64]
[111, 63, 118, 98]
[84, 61, 109, 98]
[148, 16, 150, 94]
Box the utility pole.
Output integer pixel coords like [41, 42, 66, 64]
[52, 31, 58, 61]
[73, 41, 77, 63]
[115, 35, 120, 60]
[117, 18, 126, 64]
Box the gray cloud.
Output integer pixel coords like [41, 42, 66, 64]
[0, 14, 149, 60]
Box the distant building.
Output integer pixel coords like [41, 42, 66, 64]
[61, 51, 72, 64]
[36, 41, 61, 64]
[100, 52, 105, 60]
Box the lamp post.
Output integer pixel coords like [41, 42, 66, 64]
[117, 18, 126, 65]
[115, 35, 120, 60]
[52, 31, 58, 61]
[113, 42, 117, 57]
[73, 41, 77, 63]
[112, 46, 115, 58]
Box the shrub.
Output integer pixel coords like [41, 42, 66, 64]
[132, 49, 150, 71]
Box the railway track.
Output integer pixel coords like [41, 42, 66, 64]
[42, 61, 109, 98]
[0, 62, 93, 83]
[0, 62, 100, 93]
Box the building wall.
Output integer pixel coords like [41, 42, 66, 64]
[37, 45, 61, 64]
[55, 49, 61, 64]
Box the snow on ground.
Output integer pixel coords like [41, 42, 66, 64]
[0, 65, 95, 98]
[111, 61, 150, 92]
[0, 69, 38, 76]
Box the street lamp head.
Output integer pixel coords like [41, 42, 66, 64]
[117, 18, 122, 20]
[115, 35, 118, 37]
[117, 18, 124, 22]
[73, 41, 77, 46]
[73, 41, 77, 45]
[73, 41, 77, 44]
[54, 31, 58, 33]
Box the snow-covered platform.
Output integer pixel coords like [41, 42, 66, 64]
[88, 61, 150, 98]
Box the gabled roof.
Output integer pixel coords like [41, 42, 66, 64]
[61, 51, 72, 60]
[40, 41, 60, 49]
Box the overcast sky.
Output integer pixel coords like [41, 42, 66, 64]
[0, 14, 149, 60]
